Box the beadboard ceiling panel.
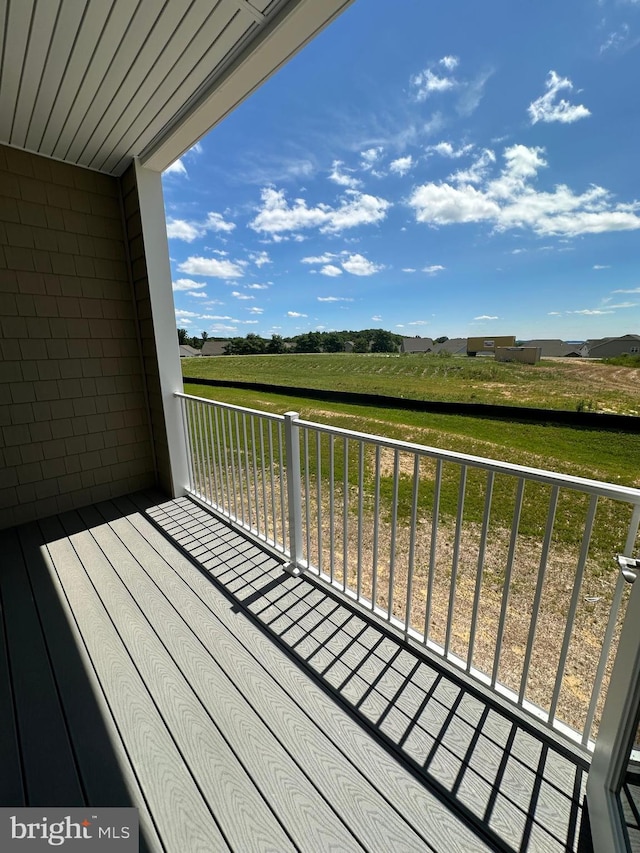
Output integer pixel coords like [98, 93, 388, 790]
[0, 0, 353, 175]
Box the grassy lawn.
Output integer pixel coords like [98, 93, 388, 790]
[182, 352, 640, 415]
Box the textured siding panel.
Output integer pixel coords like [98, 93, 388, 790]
[0, 145, 156, 529]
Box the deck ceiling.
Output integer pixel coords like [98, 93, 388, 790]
[0, 0, 352, 176]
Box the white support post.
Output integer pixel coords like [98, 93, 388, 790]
[587, 505, 640, 853]
[283, 411, 303, 575]
[134, 159, 189, 497]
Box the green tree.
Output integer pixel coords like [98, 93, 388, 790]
[370, 329, 398, 353]
[177, 328, 189, 345]
[267, 334, 286, 354]
[201, 331, 209, 344]
[322, 332, 343, 352]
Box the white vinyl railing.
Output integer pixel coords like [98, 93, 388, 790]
[176, 392, 640, 751]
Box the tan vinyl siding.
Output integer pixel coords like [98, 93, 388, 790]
[0, 144, 158, 529]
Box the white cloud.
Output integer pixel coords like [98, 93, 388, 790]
[408, 144, 640, 237]
[320, 265, 343, 277]
[246, 283, 269, 289]
[360, 147, 384, 169]
[175, 309, 199, 318]
[301, 253, 339, 264]
[440, 55, 459, 71]
[389, 156, 413, 177]
[569, 309, 615, 315]
[164, 158, 187, 176]
[593, 264, 611, 269]
[607, 301, 638, 309]
[449, 148, 496, 185]
[199, 314, 233, 320]
[317, 296, 354, 302]
[548, 311, 561, 316]
[613, 287, 640, 293]
[249, 187, 390, 236]
[248, 307, 264, 314]
[402, 268, 417, 273]
[457, 69, 493, 117]
[178, 257, 246, 278]
[474, 314, 499, 320]
[423, 265, 446, 275]
[411, 67, 457, 101]
[231, 291, 254, 300]
[528, 71, 591, 124]
[166, 211, 236, 241]
[329, 160, 361, 189]
[187, 291, 208, 298]
[249, 250, 271, 267]
[600, 25, 632, 55]
[407, 320, 429, 326]
[342, 254, 384, 276]
[429, 141, 474, 159]
[287, 311, 307, 317]
[172, 278, 206, 291]
[372, 315, 382, 321]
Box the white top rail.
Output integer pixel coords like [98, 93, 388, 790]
[175, 391, 285, 423]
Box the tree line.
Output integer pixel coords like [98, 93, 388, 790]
[177, 328, 404, 354]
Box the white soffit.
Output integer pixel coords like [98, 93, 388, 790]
[0, 0, 353, 176]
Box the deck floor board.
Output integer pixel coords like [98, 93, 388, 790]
[0, 492, 596, 853]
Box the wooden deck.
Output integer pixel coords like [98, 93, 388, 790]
[0, 492, 594, 852]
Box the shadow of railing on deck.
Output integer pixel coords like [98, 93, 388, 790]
[145, 494, 594, 853]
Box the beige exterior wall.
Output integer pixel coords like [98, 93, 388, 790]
[0, 144, 160, 529]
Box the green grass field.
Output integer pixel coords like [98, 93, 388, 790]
[182, 352, 640, 415]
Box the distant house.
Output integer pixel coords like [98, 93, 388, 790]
[201, 340, 229, 356]
[178, 345, 202, 358]
[433, 338, 468, 355]
[585, 334, 640, 358]
[520, 339, 586, 358]
[344, 341, 355, 353]
[401, 336, 434, 354]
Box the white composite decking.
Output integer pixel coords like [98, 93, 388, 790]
[0, 492, 594, 852]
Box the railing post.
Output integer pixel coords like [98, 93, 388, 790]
[283, 411, 303, 575]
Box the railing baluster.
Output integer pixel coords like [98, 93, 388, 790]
[192, 400, 204, 498]
[250, 416, 260, 537]
[445, 464, 467, 657]
[372, 445, 381, 612]
[259, 419, 268, 541]
[491, 477, 525, 688]
[316, 430, 323, 575]
[343, 436, 349, 593]
[278, 421, 287, 551]
[357, 441, 365, 602]
[329, 435, 335, 583]
[518, 485, 560, 703]
[424, 458, 442, 645]
[198, 399, 212, 505]
[268, 420, 277, 547]
[242, 413, 252, 530]
[388, 449, 400, 622]
[180, 396, 195, 492]
[549, 494, 599, 725]
[304, 428, 311, 567]
[207, 403, 219, 508]
[404, 454, 420, 634]
[468, 470, 495, 673]
[217, 405, 230, 515]
[234, 411, 246, 526]
[226, 409, 238, 521]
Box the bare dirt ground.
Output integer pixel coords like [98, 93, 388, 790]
[545, 358, 640, 396]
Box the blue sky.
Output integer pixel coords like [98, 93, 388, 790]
[163, 0, 640, 342]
